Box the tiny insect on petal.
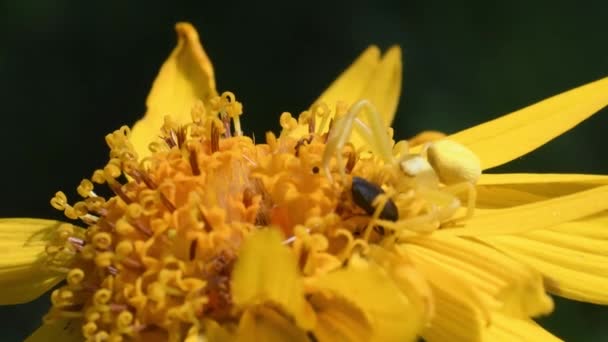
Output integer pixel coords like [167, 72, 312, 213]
[426, 140, 482, 185]
[351, 177, 399, 221]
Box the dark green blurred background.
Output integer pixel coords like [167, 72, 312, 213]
[1, 1, 607, 341]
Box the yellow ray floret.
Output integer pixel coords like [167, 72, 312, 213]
[440, 184, 608, 236]
[448, 77, 608, 170]
[231, 229, 314, 330]
[130, 22, 218, 157]
[0, 219, 80, 304]
[481, 213, 608, 304]
[25, 320, 81, 342]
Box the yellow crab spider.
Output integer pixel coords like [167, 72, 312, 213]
[322, 99, 394, 182]
[322, 99, 482, 232]
[424, 139, 481, 220]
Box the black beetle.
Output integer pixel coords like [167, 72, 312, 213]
[351, 176, 399, 222]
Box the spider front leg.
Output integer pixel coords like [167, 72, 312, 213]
[321, 100, 394, 182]
[424, 139, 482, 221]
[442, 181, 477, 220]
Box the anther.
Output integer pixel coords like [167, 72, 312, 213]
[68, 237, 85, 246]
[107, 180, 132, 204]
[110, 304, 127, 312]
[122, 257, 143, 270]
[131, 221, 153, 237]
[159, 192, 176, 212]
[294, 135, 313, 157]
[221, 112, 232, 138]
[210, 121, 220, 153]
[107, 266, 118, 276]
[80, 214, 99, 225]
[189, 147, 201, 176]
[129, 169, 157, 189]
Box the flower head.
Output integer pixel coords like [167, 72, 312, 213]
[3, 22, 608, 342]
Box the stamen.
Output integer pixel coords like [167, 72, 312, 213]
[107, 179, 132, 204]
[68, 237, 84, 246]
[122, 257, 143, 270]
[189, 147, 201, 175]
[221, 113, 232, 138]
[131, 221, 152, 237]
[110, 303, 127, 312]
[159, 192, 176, 212]
[283, 236, 297, 245]
[210, 121, 220, 153]
[80, 214, 99, 225]
[107, 266, 118, 275]
[294, 135, 313, 157]
[241, 154, 257, 167]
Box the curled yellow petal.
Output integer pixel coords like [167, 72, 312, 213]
[309, 254, 419, 342]
[440, 184, 608, 236]
[448, 77, 608, 170]
[236, 307, 309, 342]
[0, 218, 73, 304]
[231, 229, 313, 329]
[309, 294, 372, 342]
[130, 22, 217, 157]
[25, 320, 81, 342]
[481, 213, 608, 304]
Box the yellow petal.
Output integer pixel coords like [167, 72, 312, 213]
[314, 46, 381, 115]
[301, 46, 402, 146]
[412, 241, 555, 342]
[236, 307, 309, 342]
[356, 45, 402, 127]
[25, 320, 81, 342]
[420, 281, 485, 342]
[288, 46, 383, 140]
[309, 293, 372, 342]
[448, 77, 608, 170]
[405, 236, 553, 318]
[478, 173, 608, 186]
[475, 174, 608, 209]
[440, 184, 608, 236]
[130, 22, 217, 157]
[231, 229, 313, 329]
[0, 218, 72, 304]
[368, 245, 432, 331]
[309, 254, 419, 342]
[481, 214, 608, 304]
[475, 186, 548, 209]
[482, 313, 563, 342]
[204, 320, 235, 342]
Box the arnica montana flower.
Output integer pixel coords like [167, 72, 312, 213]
[3, 22, 608, 342]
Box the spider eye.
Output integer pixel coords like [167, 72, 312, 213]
[351, 177, 398, 221]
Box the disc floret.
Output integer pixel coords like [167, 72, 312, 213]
[44, 94, 479, 340]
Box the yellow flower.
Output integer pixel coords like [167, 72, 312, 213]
[3, 22, 608, 341]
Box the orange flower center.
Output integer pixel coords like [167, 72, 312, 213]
[43, 94, 471, 340]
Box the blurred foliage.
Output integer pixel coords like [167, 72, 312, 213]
[1, 0, 607, 340]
